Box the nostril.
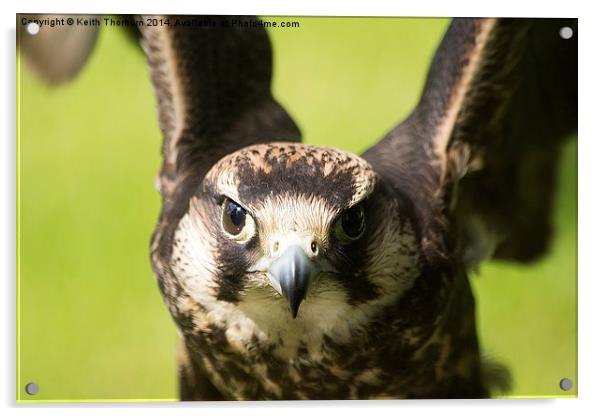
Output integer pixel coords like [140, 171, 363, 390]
[272, 241, 280, 255]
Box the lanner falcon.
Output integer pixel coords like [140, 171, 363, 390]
[20, 16, 577, 399]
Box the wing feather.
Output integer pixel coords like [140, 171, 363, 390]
[17, 14, 100, 84]
[139, 15, 301, 204]
[364, 18, 577, 265]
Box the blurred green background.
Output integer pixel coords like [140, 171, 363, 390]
[17, 17, 576, 401]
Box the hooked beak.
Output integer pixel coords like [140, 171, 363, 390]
[268, 246, 315, 319]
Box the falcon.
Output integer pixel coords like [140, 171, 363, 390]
[19, 15, 577, 399]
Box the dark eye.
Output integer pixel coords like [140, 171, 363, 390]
[222, 198, 247, 236]
[336, 204, 366, 242]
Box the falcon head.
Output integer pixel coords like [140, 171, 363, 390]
[171, 143, 420, 328]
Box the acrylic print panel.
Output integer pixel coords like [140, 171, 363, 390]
[16, 15, 577, 401]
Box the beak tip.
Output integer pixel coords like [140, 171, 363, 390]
[269, 245, 313, 320]
[286, 293, 302, 319]
[290, 303, 300, 319]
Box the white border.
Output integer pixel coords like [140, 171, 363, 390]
[3, 1, 601, 415]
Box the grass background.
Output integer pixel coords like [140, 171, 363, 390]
[17, 17, 577, 401]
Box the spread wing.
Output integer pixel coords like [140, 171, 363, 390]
[17, 14, 100, 84]
[363, 18, 577, 266]
[19, 14, 301, 207]
[139, 15, 301, 206]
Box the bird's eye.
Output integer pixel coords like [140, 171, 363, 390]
[221, 198, 255, 242]
[335, 204, 366, 242]
[224, 200, 246, 233]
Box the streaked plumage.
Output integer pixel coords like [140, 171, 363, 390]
[19, 15, 577, 399]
